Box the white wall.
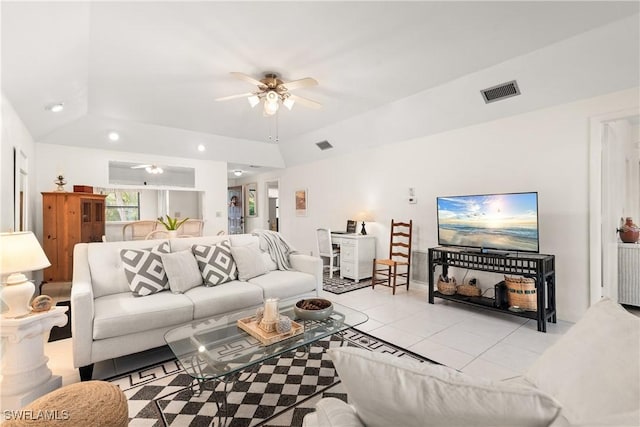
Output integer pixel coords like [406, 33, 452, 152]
[250, 88, 639, 322]
[34, 143, 228, 239]
[1, 93, 37, 232]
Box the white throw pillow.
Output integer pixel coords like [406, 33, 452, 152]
[525, 298, 640, 424]
[230, 243, 269, 281]
[330, 347, 561, 427]
[120, 241, 170, 297]
[314, 397, 364, 427]
[161, 250, 203, 293]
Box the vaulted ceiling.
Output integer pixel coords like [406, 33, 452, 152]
[2, 1, 639, 175]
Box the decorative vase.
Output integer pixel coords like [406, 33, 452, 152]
[618, 217, 640, 243]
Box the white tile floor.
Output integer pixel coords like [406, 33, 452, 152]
[43, 283, 576, 387]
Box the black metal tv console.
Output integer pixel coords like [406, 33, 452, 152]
[428, 247, 556, 332]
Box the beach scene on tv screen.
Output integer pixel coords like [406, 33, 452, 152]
[438, 193, 539, 252]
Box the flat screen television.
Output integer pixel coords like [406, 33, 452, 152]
[437, 192, 539, 253]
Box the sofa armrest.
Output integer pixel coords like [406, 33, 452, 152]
[290, 253, 323, 295]
[71, 243, 95, 368]
[303, 398, 364, 427]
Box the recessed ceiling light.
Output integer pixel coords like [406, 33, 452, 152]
[108, 131, 120, 142]
[46, 103, 64, 113]
[197, 144, 206, 152]
[233, 170, 243, 177]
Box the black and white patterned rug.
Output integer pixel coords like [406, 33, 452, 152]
[109, 329, 434, 427]
[322, 271, 372, 294]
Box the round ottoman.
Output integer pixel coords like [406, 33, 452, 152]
[4, 381, 128, 426]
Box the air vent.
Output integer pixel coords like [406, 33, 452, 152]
[481, 80, 520, 104]
[315, 140, 333, 151]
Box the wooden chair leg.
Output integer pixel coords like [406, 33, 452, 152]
[406, 264, 410, 291]
[392, 263, 397, 295]
[371, 259, 377, 289]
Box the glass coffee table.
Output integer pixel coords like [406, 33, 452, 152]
[164, 299, 368, 424]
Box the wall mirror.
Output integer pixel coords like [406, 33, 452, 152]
[245, 182, 258, 218]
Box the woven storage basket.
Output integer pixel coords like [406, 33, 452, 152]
[437, 275, 457, 295]
[504, 275, 537, 311]
[456, 283, 481, 297]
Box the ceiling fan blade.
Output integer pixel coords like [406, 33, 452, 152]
[131, 164, 152, 169]
[281, 77, 318, 91]
[215, 92, 255, 102]
[290, 94, 322, 109]
[230, 72, 266, 88]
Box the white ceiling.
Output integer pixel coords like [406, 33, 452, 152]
[2, 1, 639, 175]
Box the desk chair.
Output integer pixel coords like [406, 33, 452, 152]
[372, 219, 413, 295]
[316, 228, 340, 279]
[122, 220, 158, 241]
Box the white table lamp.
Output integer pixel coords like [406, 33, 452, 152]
[1, 232, 51, 318]
[355, 212, 374, 235]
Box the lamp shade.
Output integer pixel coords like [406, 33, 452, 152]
[355, 212, 374, 222]
[0, 231, 51, 277]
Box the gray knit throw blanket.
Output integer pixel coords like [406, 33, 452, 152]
[252, 230, 297, 270]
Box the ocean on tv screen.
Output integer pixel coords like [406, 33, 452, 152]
[437, 193, 538, 252]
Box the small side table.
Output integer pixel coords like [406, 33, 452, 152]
[0, 306, 68, 411]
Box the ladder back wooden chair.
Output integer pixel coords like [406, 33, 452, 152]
[372, 219, 413, 295]
[316, 228, 340, 279]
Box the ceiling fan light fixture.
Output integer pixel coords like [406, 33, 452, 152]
[145, 166, 163, 174]
[283, 97, 295, 110]
[247, 95, 260, 108]
[263, 99, 279, 116]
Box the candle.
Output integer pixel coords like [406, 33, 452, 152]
[263, 298, 279, 322]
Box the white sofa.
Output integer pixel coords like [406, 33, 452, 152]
[71, 234, 322, 380]
[303, 298, 640, 427]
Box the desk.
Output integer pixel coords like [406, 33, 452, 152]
[331, 234, 376, 283]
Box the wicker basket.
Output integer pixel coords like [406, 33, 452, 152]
[504, 275, 537, 311]
[437, 275, 457, 295]
[456, 283, 481, 297]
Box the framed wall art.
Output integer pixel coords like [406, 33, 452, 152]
[295, 189, 308, 216]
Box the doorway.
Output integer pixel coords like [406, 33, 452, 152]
[266, 180, 279, 232]
[589, 109, 640, 304]
[228, 186, 244, 234]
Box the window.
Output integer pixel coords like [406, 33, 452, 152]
[105, 190, 140, 221]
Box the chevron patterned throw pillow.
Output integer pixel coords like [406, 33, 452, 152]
[192, 241, 238, 286]
[121, 241, 170, 297]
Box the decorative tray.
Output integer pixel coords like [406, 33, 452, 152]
[237, 316, 304, 345]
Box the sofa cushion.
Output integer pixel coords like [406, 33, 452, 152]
[120, 241, 171, 296]
[161, 250, 203, 293]
[169, 235, 228, 252]
[230, 244, 268, 281]
[192, 241, 237, 286]
[312, 398, 364, 427]
[525, 298, 640, 424]
[330, 347, 561, 427]
[93, 291, 193, 339]
[183, 281, 263, 320]
[248, 270, 317, 300]
[262, 252, 277, 271]
[89, 239, 169, 298]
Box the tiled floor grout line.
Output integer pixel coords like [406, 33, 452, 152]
[458, 319, 531, 371]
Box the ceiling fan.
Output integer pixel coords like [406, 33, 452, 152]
[216, 72, 322, 116]
[131, 164, 164, 174]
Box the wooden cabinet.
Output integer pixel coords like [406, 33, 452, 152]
[42, 192, 106, 283]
